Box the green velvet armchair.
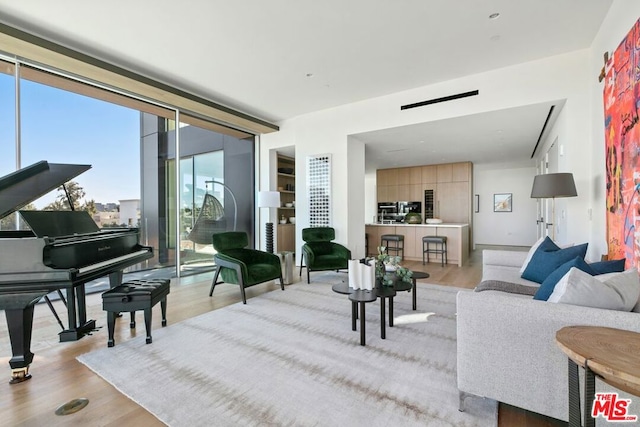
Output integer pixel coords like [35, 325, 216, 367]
[210, 231, 284, 304]
[299, 227, 351, 284]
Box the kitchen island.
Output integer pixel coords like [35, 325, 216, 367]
[366, 223, 469, 267]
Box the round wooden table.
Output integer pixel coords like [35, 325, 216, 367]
[556, 326, 640, 426]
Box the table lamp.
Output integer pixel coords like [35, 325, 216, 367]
[530, 172, 577, 239]
[258, 191, 281, 253]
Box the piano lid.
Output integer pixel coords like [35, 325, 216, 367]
[0, 161, 91, 219]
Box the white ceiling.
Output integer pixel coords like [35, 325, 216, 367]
[0, 0, 612, 169]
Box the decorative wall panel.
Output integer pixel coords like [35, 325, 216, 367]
[306, 154, 331, 227]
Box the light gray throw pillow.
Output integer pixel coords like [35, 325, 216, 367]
[547, 267, 640, 311]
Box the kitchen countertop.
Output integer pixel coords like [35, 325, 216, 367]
[366, 223, 468, 228]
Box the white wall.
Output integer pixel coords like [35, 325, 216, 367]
[262, 51, 591, 256]
[347, 136, 366, 258]
[260, 4, 640, 260]
[473, 164, 538, 246]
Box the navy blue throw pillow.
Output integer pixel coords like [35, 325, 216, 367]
[533, 256, 597, 300]
[521, 242, 588, 284]
[589, 259, 626, 275]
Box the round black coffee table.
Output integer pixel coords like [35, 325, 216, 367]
[409, 271, 430, 310]
[375, 285, 396, 339]
[332, 282, 357, 331]
[348, 290, 377, 346]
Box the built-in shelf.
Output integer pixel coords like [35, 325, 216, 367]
[277, 153, 296, 252]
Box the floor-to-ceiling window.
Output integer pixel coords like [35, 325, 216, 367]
[143, 115, 255, 275]
[0, 60, 17, 230]
[0, 57, 256, 279]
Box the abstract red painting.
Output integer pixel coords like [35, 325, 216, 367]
[605, 18, 640, 267]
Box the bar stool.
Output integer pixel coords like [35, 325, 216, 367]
[381, 234, 404, 260]
[422, 236, 447, 266]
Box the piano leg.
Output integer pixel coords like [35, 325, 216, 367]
[58, 285, 96, 342]
[5, 306, 35, 384]
[109, 270, 123, 288]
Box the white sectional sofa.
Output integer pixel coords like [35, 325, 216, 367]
[456, 249, 640, 423]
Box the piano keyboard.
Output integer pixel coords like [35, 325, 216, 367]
[77, 250, 150, 275]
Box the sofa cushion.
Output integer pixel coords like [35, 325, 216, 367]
[589, 258, 626, 274]
[548, 267, 640, 311]
[521, 240, 588, 284]
[533, 256, 596, 301]
[519, 236, 545, 273]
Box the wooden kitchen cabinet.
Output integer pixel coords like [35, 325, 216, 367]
[409, 166, 422, 184]
[377, 168, 398, 186]
[377, 185, 388, 203]
[452, 162, 471, 182]
[436, 181, 470, 223]
[421, 165, 437, 184]
[368, 224, 469, 267]
[376, 162, 472, 234]
[436, 164, 453, 183]
[396, 167, 411, 185]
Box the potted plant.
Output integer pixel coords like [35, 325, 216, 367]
[373, 246, 413, 287]
[404, 212, 422, 224]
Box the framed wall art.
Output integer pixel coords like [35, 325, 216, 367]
[493, 193, 512, 212]
[306, 153, 331, 227]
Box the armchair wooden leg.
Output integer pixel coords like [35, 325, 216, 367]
[279, 275, 284, 291]
[209, 266, 222, 297]
[307, 267, 311, 284]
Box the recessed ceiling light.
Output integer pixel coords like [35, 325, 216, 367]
[489, 12, 500, 19]
[305, 73, 314, 78]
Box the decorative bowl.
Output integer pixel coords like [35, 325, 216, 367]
[285, 202, 293, 208]
[289, 217, 296, 224]
[279, 219, 287, 224]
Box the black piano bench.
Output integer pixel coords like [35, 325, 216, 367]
[101, 278, 170, 347]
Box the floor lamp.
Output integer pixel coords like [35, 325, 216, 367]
[530, 173, 577, 240]
[258, 191, 281, 253]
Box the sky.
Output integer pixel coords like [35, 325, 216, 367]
[1, 74, 140, 209]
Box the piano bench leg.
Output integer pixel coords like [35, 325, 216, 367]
[129, 312, 136, 329]
[144, 307, 152, 344]
[107, 311, 116, 348]
[161, 298, 167, 327]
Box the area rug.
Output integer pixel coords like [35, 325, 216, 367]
[77, 273, 497, 426]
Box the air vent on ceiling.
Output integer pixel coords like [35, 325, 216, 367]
[401, 90, 479, 110]
[530, 105, 555, 159]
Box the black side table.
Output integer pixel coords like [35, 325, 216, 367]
[375, 286, 396, 339]
[348, 290, 376, 346]
[409, 271, 430, 310]
[331, 282, 357, 331]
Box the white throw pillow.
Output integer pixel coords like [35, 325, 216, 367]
[547, 267, 640, 311]
[519, 237, 545, 273]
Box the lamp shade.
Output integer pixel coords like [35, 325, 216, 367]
[258, 191, 281, 208]
[530, 173, 577, 198]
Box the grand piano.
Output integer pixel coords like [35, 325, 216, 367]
[0, 161, 153, 384]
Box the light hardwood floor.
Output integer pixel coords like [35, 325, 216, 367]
[0, 245, 566, 426]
